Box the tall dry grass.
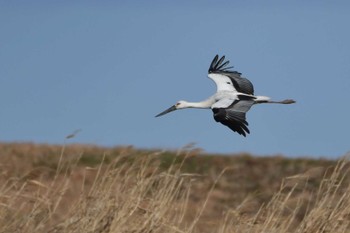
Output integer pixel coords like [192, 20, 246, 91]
[0, 143, 349, 232]
[219, 156, 350, 233]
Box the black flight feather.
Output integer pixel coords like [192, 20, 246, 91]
[212, 97, 255, 137]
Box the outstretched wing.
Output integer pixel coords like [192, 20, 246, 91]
[208, 55, 254, 95]
[212, 96, 255, 136]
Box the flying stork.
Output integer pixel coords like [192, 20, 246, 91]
[155, 55, 295, 136]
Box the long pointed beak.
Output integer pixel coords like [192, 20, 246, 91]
[155, 105, 177, 117]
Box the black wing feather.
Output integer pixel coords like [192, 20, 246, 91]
[208, 54, 240, 74]
[209, 55, 219, 71]
[217, 60, 230, 70]
[216, 56, 226, 69]
[213, 108, 249, 136]
[212, 98, 255, 137]
[208, 54, 255, 95]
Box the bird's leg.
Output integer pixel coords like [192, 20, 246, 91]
[268, 99, 296, 104]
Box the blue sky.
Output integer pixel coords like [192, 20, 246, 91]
[1, 1, 350, 158]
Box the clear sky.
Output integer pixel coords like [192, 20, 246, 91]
[1, 1, 350, 158]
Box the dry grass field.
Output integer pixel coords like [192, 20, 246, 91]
[0, 142, 350, 232]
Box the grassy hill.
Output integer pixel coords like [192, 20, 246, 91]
[0, 142, 349, 232]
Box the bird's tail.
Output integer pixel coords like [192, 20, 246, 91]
[255, 96, 271, 103]
[255, 96, 296, 104]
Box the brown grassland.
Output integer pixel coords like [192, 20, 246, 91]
[0, 142, 350, 232]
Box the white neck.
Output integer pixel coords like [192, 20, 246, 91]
[182, 98, 214, 109]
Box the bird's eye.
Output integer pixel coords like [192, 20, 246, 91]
[226, 82, 231, 84]
[176, 103, 180, 106]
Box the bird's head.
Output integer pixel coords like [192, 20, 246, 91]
[155, 100, 188, 117]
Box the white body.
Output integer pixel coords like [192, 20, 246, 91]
[175, 72, 272, 110]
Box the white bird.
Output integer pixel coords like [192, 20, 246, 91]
[155, 55, 295, 136]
